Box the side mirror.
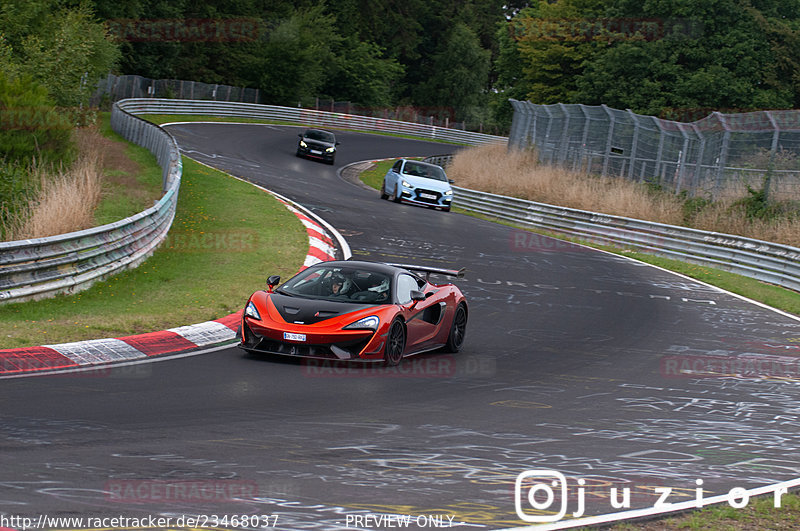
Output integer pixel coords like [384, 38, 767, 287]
[335, 141, 341, 146]
[410, 290, 426, 302]
[298, 133, 303, 138]
[448, 179, 454, 184]
[267, 275, 281, 293]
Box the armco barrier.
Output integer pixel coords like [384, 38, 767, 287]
[451, 186, 800, 292]
[113, 98, 507, 146]
[0, 103, 181, 303]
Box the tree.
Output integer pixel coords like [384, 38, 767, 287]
[323, 38, 404, 107]
[506, 0, 610, 104]
[254, 5, 340, 106]
[1, 2, 119, 107]
[413, 23, 491, 122]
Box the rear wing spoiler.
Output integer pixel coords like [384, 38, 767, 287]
[386, 263, 466, 281]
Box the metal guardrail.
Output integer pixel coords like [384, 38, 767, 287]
[452, 186, 800, 292]
[115, 98, 507, 146]
[0, 103, 182, 303]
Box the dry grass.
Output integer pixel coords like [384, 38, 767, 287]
[449, 144, 800, 248]
[3, 128, 105, 240]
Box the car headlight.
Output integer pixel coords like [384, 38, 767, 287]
[325, 146, 335, 153]
[444, 189, 453, 196]
[245, 301, 261, 320]
[401, 180, 412, 189]
[299, 140, 308, 148]
[343, 315, 380, 331]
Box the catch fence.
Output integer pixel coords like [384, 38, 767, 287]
[508, 100, 800, 201]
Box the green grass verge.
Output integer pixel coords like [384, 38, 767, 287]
[94, 113, 164, 224]
[608, 491, 800, 529]
[0, 153, 306, 348]
[358, 160, 800, 318]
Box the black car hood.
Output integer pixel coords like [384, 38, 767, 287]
[303, 139, 334, 149]
[270, 293, 372, 325]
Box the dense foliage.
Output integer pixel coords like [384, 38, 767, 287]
[2, 0, 800, 135]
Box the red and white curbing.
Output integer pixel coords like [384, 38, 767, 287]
[0, 195, 343, 376]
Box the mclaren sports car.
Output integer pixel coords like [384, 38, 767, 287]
[238, 260, 468, 366]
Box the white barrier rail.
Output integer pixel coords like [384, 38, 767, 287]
[452, 186, 800, 292]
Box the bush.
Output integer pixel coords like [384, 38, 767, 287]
[0, 73, 74, 166]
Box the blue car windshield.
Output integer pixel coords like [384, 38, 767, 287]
[401, 162, 447, 182]
[304, 130, 335, 143]
[279, 265, 392, 304]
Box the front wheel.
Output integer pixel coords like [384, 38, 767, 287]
[444, 303, 467, 353]
[383, 319, 406, 366]
[380, 181, 389, 200]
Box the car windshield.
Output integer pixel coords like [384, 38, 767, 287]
[304, 130, 335, 143]
[279, 265, 392, 304]
[401, 161, 447, 182]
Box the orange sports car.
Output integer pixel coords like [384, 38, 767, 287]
[238, 260, 467, 366]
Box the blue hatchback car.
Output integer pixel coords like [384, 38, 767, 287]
[381, 159, 454, 211]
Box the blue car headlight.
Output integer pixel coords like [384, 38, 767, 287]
[444, 189, 453, 196]
[343, 315, 380, 331]
[245, 301, 261, 320]
[401, 180, 412, 189]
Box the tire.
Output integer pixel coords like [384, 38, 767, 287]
[383, 319, 406, 366]
[380, 181, 389, 200]
[393, 184, 402, 203]
[444, 303, 467, 353]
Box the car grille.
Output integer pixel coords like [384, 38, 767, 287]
[241, 323, 371, 360]
[413, 188, 442, 204]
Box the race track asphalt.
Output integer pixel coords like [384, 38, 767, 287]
[1, 122, 799, 530]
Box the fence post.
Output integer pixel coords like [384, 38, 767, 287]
[627, 109, 640, 180]
[713, 112, 731, 200]
[558, 103, 571, 166]
[675, 123, 690, 194]
[601, 104, 616, 177]
[690, 123, 705, 197]
[653, 116, 666, 186]
[765, 110, 780, 202]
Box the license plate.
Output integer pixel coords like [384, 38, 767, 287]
[420, 193, 437, 200]
[310, 149, 322, 155]
[283, 332, 306, 342]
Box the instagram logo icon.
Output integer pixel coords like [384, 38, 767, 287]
[515, 470, 568, 523]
